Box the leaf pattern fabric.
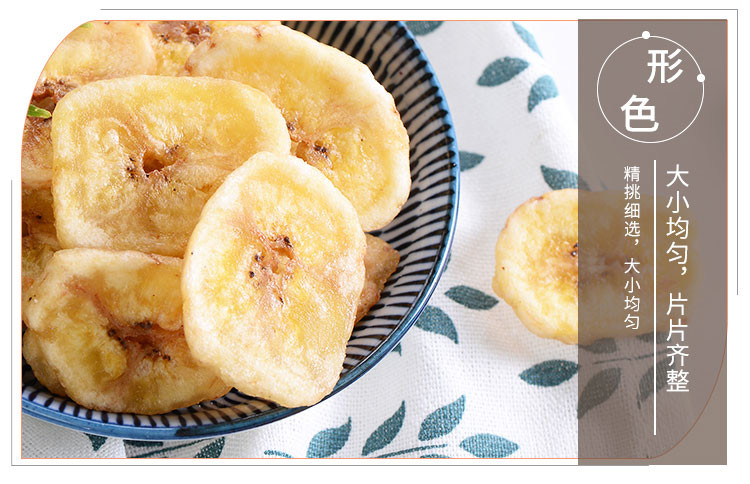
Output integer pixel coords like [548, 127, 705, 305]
[460, 434, 519, 458]
[86, 434, 107, 452]
[405, 21, 444, 36]
[362, 402, 406, 456]
[541, 165, 590, 190]
[418, 396, 465, 441]
[194, 438, 225, 458]
[445, 285, 499, 310]
[520, 360, 579, 387]
[578, 368, 622, 419]
[528, 75, 559, 112]
[477, 57, 530, 86]
[306, 418, 352, 458]
[415, 305, 459, 343]
[512, 22, 543, 57]
[458, 151, 485, 172]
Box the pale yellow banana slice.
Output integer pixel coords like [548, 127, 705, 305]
[24, 249, 230, 414]
[494, 189, 682, 345]
[186, 24, 411, 231]
[575, 191, 681, 344]
[183, 153, 366, 408]
[51, 75, 291, 257]
[356, 234, 400, 322]
[493, 189, 579, 344]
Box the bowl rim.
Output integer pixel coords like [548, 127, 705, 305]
[22, 20, 461, 441]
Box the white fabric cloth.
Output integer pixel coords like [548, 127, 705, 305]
[23, 21, 580, 459]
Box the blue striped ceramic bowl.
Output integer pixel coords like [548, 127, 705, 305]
[22, 20, 460, 440]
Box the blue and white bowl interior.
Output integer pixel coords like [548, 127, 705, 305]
[22, 20, 460, 440]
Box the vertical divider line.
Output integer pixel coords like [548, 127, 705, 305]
[653, 159, 657, 436]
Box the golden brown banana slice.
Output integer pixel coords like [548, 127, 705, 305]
[186, 24, 411, 231]
[23, 330, 66, 397]
[493, 189, 579, 344]
[22, 187, 57, 239]
[183, 153, 366, 408]
[24, 249, 230, 414]
[356, 234, 400, 322]
[52, 75, 291, 257]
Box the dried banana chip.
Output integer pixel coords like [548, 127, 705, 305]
[493, 189, 681, 345]
[183, 153, 365, 407]
[186, 24, 411, 231]
[493, 189, 579, 344]
[41, 21, 156, 87]
[24, 249, 230, 414]
[356, 234, 400, 322]
[24, 21, 158, 203]
[52, 75, 291, 256]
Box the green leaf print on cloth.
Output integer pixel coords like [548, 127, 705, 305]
[460, 434, 519, 458]
[519, 360, 579, 387]
[578, 368, 622, 419]
[637, 357, 671, 408]
[418, 395, 465, 441]
[405, 21, 444, 36]
[528, 75, 559, 112]
[85, 434, 107, 452]
[415, 305, 459, 343]
[362, 401, 406, 456]
[194, 437, 225, 458]
[581, 338, 618, 354]
[512, 22, 543, 56]
[392, 342, 402, 355]
[541, 165, 590, 190]
[459, 151, 485, 172]
[477, 57, 529, 87]
[445, 285, 499, 310]
[306, 417, 352, 458]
